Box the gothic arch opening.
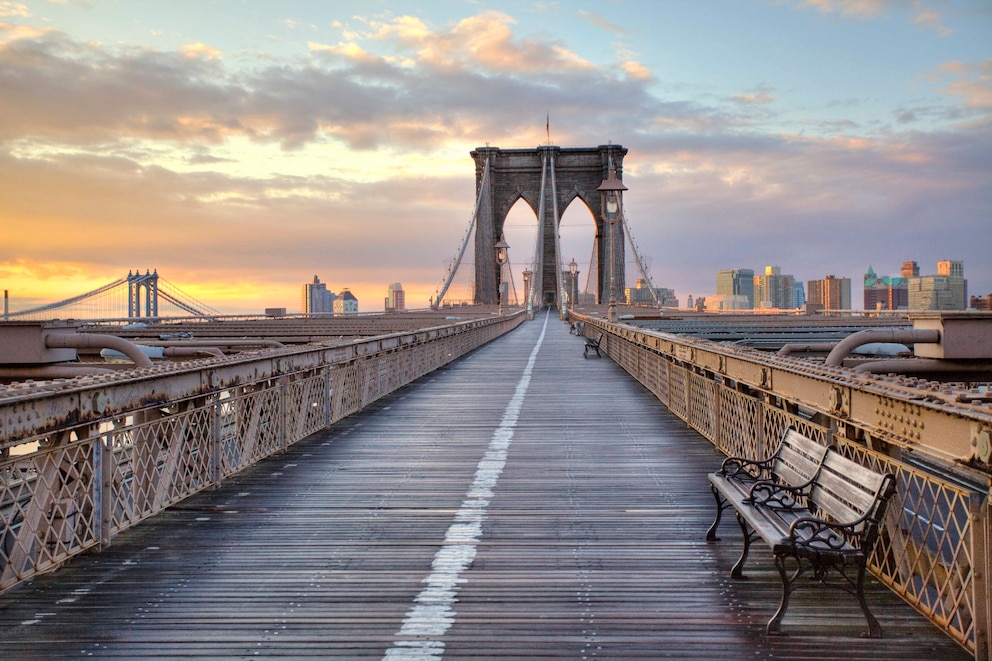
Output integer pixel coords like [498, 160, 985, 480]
[559, 196, 598, 306]
[502, 197, 539, 307]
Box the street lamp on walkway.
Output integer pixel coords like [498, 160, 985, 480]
[495, 235, 509, 316]
[597, 157, 627, 323]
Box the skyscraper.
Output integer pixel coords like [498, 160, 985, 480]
[385, 282, 406, 312]
[907, 261, 967, 310]
[753, 266, 795, 310]
[807, 275, 851, 310]
[901, 261, 920, 277]
[716, 268, 755, 309]
[793, 281, 806, 309]
[302, 275, 335, 315]
[863, 266, 908, 310]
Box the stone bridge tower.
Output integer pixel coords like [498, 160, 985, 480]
[469, 145, 627, 307]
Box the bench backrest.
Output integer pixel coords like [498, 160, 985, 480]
[771, 428, 829, 488]
[809, 451, 896, 541]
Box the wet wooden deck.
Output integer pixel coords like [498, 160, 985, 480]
[0, 312, 970, 659]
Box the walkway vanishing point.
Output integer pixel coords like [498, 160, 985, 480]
[0, 313, 970, 659]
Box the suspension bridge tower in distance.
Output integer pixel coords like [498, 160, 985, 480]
[469, 144, 627, 308]
[128, 269, 159, 318]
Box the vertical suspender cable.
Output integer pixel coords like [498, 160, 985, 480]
[533, 151, 548, 308]
[622, 209, 660, 306]
[548, 150, 566, 312]
[585, 238, 598, 305]
[436, 157, 490, 308]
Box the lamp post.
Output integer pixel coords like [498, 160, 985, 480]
[597, 157, 627, 323]
[522, 268, 532, 320]
[495, 235, 509, 316]
[569, 258, 578, 314]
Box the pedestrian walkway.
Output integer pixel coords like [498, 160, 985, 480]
[0, 312, 969, 659]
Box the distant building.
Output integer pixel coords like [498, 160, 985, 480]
[970, 294, 992, 311]
[901, 261, 920, 277]
[807, 275, 851, 310]
[863, 265, 908, 310]
[624, 279, 679, 307]
[334, 288, 359, 314]
[716, 268, 754, 309]
[704, 294, 750, 311]
[385, 282, 406, 313]
[754, 266, 795, 309]
[793, 281, 806, 309]
[907, 261, 967, 310]
[302, 275, 335, 315]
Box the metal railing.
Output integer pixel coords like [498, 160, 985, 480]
[578, 315, 990, 660]
[0, 313, 524, 593]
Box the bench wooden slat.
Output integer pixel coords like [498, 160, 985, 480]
[811, 453, 886, 523]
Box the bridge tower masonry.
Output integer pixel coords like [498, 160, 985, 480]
[127, 269, 159, 318]
[470, 144, 627, 307]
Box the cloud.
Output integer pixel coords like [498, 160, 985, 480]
[621, 60, 652, 81]
[577, 10, 627, 36]
[793, 0, 955, 35]
[934, 59, 992, 110]
[732, 84, 776, 106]
[913, 9, 953, 36]
[0, 3, 29, 18]
[180, 42, 222, 60]
[796, 0, 888, 19]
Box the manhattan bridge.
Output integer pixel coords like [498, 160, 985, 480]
[0, 144, 989, 660]
[3, 269, 220, 321]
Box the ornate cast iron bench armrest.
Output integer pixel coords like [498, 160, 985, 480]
[717, 455, 774, 481]
[746, 479, 809, 510]
[786, 514, 866, 553]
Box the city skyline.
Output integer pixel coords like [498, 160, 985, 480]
[1, 1, 990, 314]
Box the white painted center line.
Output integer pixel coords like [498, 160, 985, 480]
[383, 312, 549, 660]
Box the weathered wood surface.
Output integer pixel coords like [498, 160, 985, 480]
[0, 312, 968, 659]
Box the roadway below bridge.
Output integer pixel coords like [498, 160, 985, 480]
[0, 311, 969, 659]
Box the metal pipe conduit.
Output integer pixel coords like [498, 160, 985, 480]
[852, 358, 992, 375]
[825, 328, 940, 367]
[778, 342, 838, 356]
[45, 333, 154, 368]
[163, 346, 225, 359]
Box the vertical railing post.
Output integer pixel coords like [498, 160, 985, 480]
[211, 398, 222, 489]
[972, 491, 989, 661]
[323, 368, 331, 429]
[755, 399, 765, 462]
[713, 379, 722, 448]
[279, 379, 289, 451]
[97, 433, 113, 549]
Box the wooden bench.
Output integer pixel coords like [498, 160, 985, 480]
[707, 429, 896, 637]
[583, 333, 603, 358]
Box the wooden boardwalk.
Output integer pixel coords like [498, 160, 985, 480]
[0, 312, 969, 660]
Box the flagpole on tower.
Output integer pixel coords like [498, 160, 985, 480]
[546, 112, 550, 145]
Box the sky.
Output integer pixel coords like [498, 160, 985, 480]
[1, 0, 990, 314]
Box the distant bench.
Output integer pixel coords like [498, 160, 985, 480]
[706, 427, 896, 637]
[583, 333, 603, 358]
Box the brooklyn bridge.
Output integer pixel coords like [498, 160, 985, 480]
[0, 145, 989, 660]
